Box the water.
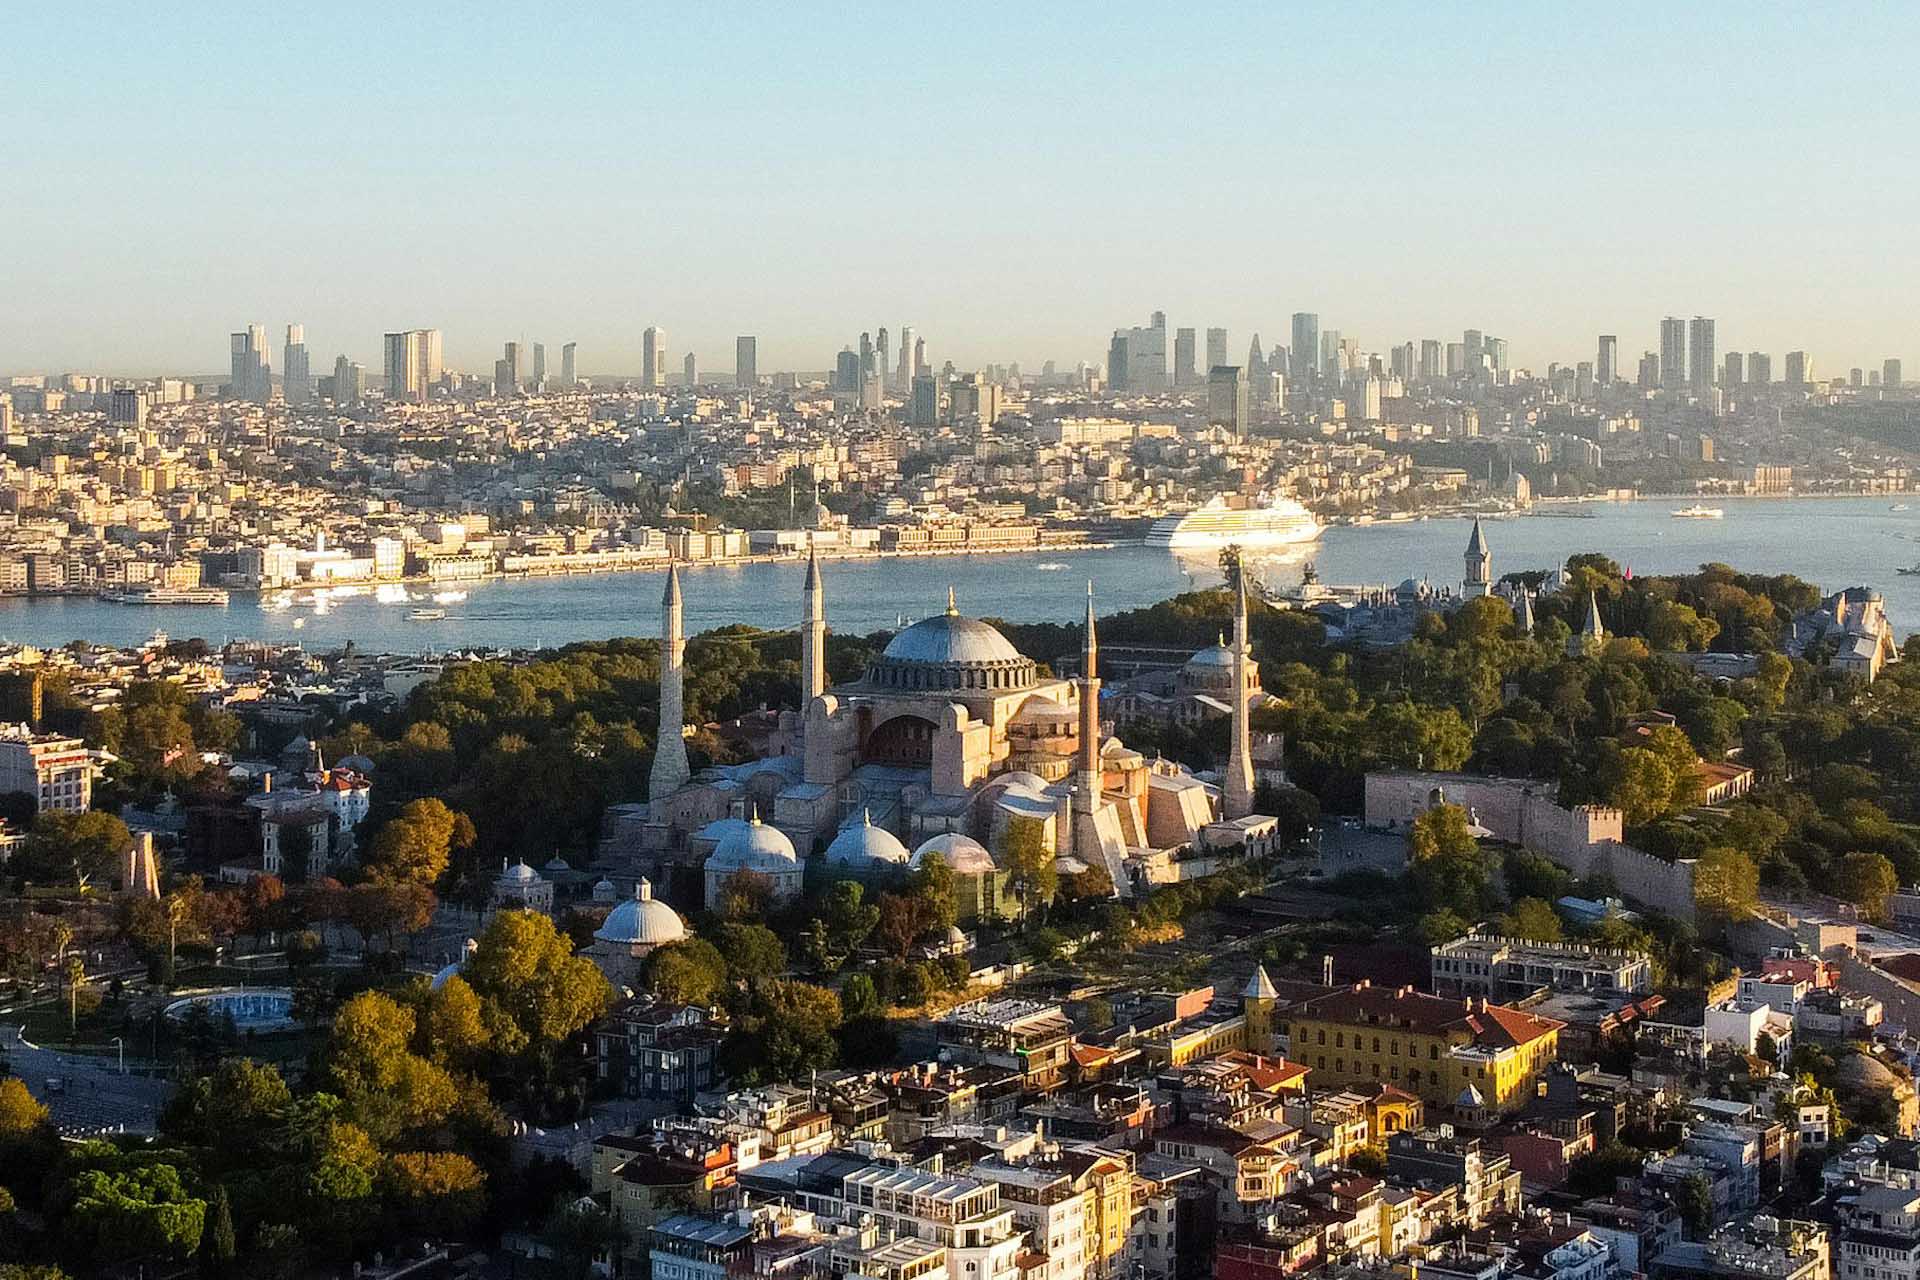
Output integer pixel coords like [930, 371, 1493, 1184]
[4, 495, 1917, 653]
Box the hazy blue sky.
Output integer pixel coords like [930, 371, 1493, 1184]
[4, 2, 1916, 377]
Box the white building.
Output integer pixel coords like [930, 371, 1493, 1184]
[0, 723, 96, 813]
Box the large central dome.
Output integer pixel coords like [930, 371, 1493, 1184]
[866, 592, 1038, 692]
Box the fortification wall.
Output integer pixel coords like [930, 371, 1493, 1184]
[1364, 770, 1697, 921]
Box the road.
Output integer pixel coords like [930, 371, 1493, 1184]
[3, 1025, 174, 1136]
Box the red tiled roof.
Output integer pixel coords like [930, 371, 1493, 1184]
[1298, 983, 1563, 1049]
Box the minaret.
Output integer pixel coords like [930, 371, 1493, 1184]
[1223, 570, 1256, 819]
[1074, 581, 1102, 813]
[1464, 519, 1491, 596]
[801, 543, 825, 707]
[649, 564, 691, 802]
[1568, 591, 1606, 657]
[1518, 590, 1536, 636]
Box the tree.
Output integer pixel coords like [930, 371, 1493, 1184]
[1835, 851, 1900, 923]
[385, 1151, 487, 1238]
[364, 797, 468, 887]
[420, 974, 492, 1069]
[1609, 748, 1679, 825]
[1694, 846, 1759, 925]
[642, 939, 728, 1006]
[1002, 816, 1058, 921]
[323, 991, 457, 1142]
[840, 974, 880, 1020]
[1416, 909, 1471, 945]
[874, 892, 935, 961]
[160, 1058, 292, 1168]
[0, 1078, 50, 1138]
[1371, 701, 1473, 771]
[543, 1201, 621, 1280]
[463, 909, 611, 1056]
[1568, 1141, 1648, 1197]
[202, 1183, 237, 1274]
[817, 881, 880, 967]
[1498, 898, 1564, 943]
[1671, 1171, 1713, 1237]
[709, 922, 784, 988]
[1647, 601, 1719, 652]
[723, 980, 842, 1083]
[16, 811, 132, 887]
[713, 870, 774, 922]
[1409, 804, 1491, 915]
[57, 1161, 206, 1265]
[908, 854, 957, 931]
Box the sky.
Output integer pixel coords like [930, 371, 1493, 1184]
[4, 1, 1918, 379]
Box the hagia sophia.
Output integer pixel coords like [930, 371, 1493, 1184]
[613, 548, 1281, 922]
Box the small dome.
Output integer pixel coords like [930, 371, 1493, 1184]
[1455, 1083, 1485, 1109]
[1011, 695, 1075, 727]
[592, 876, 618, 903]
[825, 811, 911, 869]
[337, 753, 376, 774]
[992, 770, 1051, 793]
[593, 879, 687, 947]
[708, 815, 800, 874]
[544, 856, 573, 873]
[911, 832, 997, 875]
[500, 859, 539, 884]
[945, 925, 969, 945]
[1186, 639, 1235, 669]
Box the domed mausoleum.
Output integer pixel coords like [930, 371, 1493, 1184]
[702, 813, 804, 911]
[588, 878, 687, 988]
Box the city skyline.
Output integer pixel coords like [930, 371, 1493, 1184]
[5, 4, 1919, 374]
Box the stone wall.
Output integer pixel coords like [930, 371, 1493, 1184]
[1364, 770, 1697, 921]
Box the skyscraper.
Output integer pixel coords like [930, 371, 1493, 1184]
[282, 324, 311, 405]
[1246, 336, 1268, 405]
[1688, 317, 1715, 392]
[909, 373, 938, 426]
[532, 342, 547, 389]
[1597, 335, 1618, 385]
[1723, 351, 1745, 387]
[876, 328, 890, 391]
[896, 327, 914, 391]
[1205, 327, 1228, 374]
[913, 336, 926, 381]
[642, 326, 667, 389]
[835, 349, 861, 394]
[1659, 317, 1687, 391]
[1748, 352, 1771, 385]
[383, 329, 440, 402]
[494, 341, 522, 393]
[331, 354, 362, 406]
[561, 342, 577, 386]
[1290, 313, 1319, 380]
[1885, 359, 1903, 390]
[683, 351, 697, 386]
[1419, 339, 1443, 382]
[1107, 332, 1130, 392]
[1208, 365, 1248, 435]
[1785, 350, 1812, 386]
[229, 325, 271, 403]
[1173, 327, 1196, 387]
[736, 336, 757, 387]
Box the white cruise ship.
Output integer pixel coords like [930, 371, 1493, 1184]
[99, 586, 231, 606]
[1146, 494, 1323, 550]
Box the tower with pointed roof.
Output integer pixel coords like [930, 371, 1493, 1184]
[1518, 589, 1536, 636]
[1224, 571, 1257, 819]
[801, 543, 826, 708]
[1074, 581, 1101, 816]
[1243, 963, 1278, 1050]
[650, 564, 692, 802]
[1568, 592, 1606, 656]
[1464, 519, 1491, 597]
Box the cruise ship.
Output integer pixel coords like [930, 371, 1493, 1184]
[1146, 494, 1323, 550]
[99, 586, 231, 605]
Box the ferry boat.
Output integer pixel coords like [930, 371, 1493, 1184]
[408, 608, 447, 621]
[99, 586, 231, 605]
[1669, 504, 1725, 519]
[1146, 494, 1322, 550]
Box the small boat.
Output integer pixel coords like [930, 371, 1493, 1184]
[1899, 565, 1920, 576]
[1670, 504, 1725, 519]
[1035, 563, 1069, 572]
[408, 608, 447, 621]
[1894, 504, 1911, 512]
[432, 589, 469, 604]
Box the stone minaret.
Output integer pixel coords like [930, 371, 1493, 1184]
[1464, 518, 1491, 596]
[1075, 581, 1102, 813]
[649, 564, 691, 802]
[1223, 571, 1256, 819]
[801, 543, 826, 707]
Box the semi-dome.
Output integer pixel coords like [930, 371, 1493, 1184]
[911, 832, 997, 875]
[593, 879, 687, 947]
[1011, 695, 1075, 726]
[708, 814, 800, 874]
[825, 811, 911, 869]
[864, 592, 1038, 692]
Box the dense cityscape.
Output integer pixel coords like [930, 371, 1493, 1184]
[13, 6, 1920, 1280]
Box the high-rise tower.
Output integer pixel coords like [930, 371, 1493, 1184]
[649, 565, 691, 801]
[801, 544, 825, 707]
[283, 324, 311, 405]
[1464, 519, 1491, 596]
[1223, 571, 1256, 819]
[1660, 317, 1687, 391]
[1688, 317, 1715, 392]
[642, 327, 667, 389]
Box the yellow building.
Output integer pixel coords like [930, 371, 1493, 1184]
[1283, 983, 1562, 1114]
